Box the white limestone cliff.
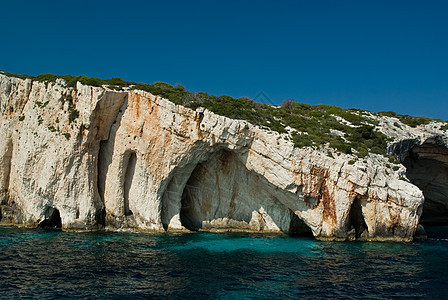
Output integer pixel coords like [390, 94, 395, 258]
[0, 74, 447, 241]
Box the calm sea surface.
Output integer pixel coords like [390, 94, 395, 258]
[0, 226, 447, 299]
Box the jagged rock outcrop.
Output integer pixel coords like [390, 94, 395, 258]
[0, 74, 447, 241]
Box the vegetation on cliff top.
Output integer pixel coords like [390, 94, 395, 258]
[1, 71, 445, 158]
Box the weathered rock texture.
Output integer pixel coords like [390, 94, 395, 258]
[390, 136, 448, 225]
[1, 74, 447, 241]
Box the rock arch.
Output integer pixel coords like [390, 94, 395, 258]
[101, 145, 152, 228]
[162, 148, 312, 236]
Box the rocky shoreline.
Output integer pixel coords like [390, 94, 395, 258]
[1, 74, 447, 241]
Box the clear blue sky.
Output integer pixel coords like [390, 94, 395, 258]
[1, 0, 447, 120]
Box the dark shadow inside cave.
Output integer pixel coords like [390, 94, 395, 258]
[180, 184, 200, 231]
[38, 207, 62, 229]
[288, 211, 314, 237]
[347, 197, 367, 238]
[97, 140, 108, 205]
[403, 144, 448, 226]
[123, 152, 137, 216]
[179, 150, 313, 236]
[96, 140, 110, 227]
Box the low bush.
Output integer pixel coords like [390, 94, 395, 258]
[68, 109, 79, 123]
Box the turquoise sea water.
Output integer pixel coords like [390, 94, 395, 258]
[0, 227, 447, 299]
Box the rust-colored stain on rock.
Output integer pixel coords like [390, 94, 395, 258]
[321, 184, 337, 225]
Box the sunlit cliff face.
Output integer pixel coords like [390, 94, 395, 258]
[2, 73, 447, 241]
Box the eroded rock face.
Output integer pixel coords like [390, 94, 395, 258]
[399, 137, 448, 224]
[178, 150, 312, 236]
[0, 74, 447, 241]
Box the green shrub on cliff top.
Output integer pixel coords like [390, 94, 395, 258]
[378, 111, 437, 127]
[2, 71, 442, 157]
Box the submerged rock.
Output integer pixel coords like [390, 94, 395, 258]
[0, 73, 447, 241]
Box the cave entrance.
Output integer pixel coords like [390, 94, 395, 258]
[402, 143, 448, 238]
[179, 150, 313, 236]
[403, 144, 448, 226]
[288, 211, 314, 237]
[123, 152, 137, 216]
[347, 197, 367, 239]
[38, 207, 62, 229]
